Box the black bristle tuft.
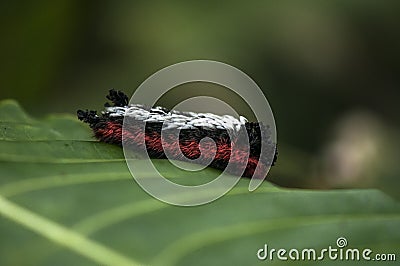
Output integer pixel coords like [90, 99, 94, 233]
[105, 89, 129, 107]
[77, 109, 100, 128]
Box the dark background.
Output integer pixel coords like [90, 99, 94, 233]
[1, 1, 399, 196]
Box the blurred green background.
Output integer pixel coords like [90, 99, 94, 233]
[1, 0, 399, 195]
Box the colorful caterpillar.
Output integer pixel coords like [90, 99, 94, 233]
[77, 89, 277, 179]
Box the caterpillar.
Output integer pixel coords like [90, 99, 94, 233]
[77, 89, 277, 179]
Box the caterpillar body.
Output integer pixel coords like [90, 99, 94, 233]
[77, 90, 277, 179]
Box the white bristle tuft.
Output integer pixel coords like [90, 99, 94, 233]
[105, 104, 247, 134]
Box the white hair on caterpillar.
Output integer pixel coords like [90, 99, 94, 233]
[104, 104, 248, 134]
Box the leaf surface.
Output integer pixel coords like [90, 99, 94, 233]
[0, 100, 399, 266]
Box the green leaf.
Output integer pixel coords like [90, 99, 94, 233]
[0, 100, 399, 266]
